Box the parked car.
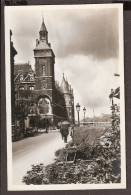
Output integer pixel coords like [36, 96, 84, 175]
[24, 127, 38, 137]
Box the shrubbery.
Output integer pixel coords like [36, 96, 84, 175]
[23, 164, 44, 185]
[23, 108, 120, 185]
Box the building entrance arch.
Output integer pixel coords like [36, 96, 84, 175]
[37, 95, 52, 115]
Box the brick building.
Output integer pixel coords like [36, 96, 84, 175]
[14, 19, 74, 127]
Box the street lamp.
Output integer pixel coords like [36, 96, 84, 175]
[83, 107, 86, 125]
[76, 103, 80, 126]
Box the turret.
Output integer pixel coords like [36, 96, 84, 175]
[60, 73, 69, 94]
[33, 17, 55, 100]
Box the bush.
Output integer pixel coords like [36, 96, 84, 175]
[22, 164, 45, 185]
[23, 119, 120, 184]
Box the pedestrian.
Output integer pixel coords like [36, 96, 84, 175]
[59, 120, 63, 139]
[70, 125, 74, 143]
[45, 118, 50, 133]
[60, 123, 69, 143]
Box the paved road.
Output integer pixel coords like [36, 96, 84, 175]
[12, 130, 71, 185]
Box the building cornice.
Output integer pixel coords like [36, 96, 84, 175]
[35, 76, 52, 78]
[14, 82, 35, 84]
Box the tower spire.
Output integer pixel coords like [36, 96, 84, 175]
[42, 11, 44, 24]
[39, 14, 48, 42]
[42, 11, 44, 20]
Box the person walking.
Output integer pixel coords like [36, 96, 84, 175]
[45, 118, 50, 133]
[60, 122, 70, 143]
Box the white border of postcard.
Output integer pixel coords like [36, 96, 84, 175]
[5, 3, 126, 191]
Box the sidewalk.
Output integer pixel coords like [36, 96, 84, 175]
[12, 131, 71, 185]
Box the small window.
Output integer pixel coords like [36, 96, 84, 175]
[43, 79, 46, 88]
[42, 65, 46, 75]
[19, 86, 24, 90]
[42, 31, 46, 37]
[29, 86, 34, 90]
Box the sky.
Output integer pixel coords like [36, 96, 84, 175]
[5, 5, 121, 119]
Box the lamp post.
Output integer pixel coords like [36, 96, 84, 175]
[83, 107, 86, 125]
[76, 103, 80, 126]
[111, 89, 114, 106]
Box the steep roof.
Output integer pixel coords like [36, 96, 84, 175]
[60, 74, 70, 93]
[14, 64, 33, 73]
[34, 41, 51, 50]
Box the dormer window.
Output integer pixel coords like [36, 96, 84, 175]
[30, 74, 34, 81]
[42, 65, 46, 76]
[20, 75, 23, 82]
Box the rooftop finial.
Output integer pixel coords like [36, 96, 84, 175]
[42, 11, 44, 22]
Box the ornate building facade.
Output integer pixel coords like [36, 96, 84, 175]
[14, 19, 74, 126]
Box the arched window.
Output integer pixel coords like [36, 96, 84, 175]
[42, 65, 46, 76]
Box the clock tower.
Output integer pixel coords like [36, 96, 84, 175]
[33, 18, 55, 116]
